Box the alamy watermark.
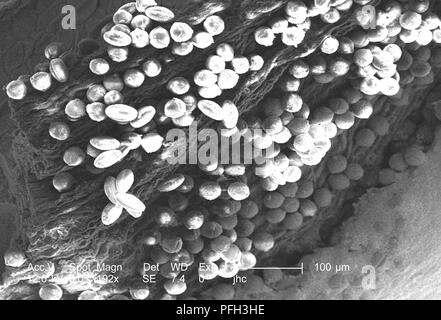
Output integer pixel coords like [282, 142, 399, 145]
[164, 121, 276, 169]
[62, 5, 76, 30]
[361, 265, 377, 290]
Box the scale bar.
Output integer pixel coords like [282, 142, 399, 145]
[251, 267, 301, 270]
[250, 263, 304, 274]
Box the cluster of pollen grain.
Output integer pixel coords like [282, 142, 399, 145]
[4, 0, 441, 301]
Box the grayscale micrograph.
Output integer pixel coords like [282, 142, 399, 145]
[1, 0, 441, 305]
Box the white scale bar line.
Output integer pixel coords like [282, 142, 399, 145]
[251, 263, 304, 274]
[251, 267, 300, 270]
